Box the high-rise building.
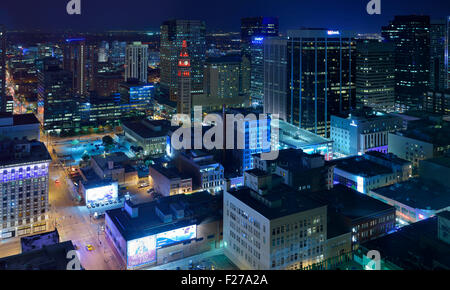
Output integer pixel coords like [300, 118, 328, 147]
[203, 55, 240, 100]
[63, 38, 88, 97]
[118, 80, 154, 115]
[0, 25, 6, 112]
[250, 36, 265, 106]
[355, 39, 395, 112]
[263, 37, 288, 121]
[430, 17, 449, 91]
[423, 89, 450, 114]
[125, 42, 148, 83]
[287, 29, 356, 137]
[241, 17, 279, 100]
[110, 41, 127, 69]
[241, 17, 279, 46]
[38, 57, 80, 133]
[176, 40, 192, 115]
[160, 20, 206, 101]
[0, 139, 52, 239]
[382, 15, 431, 111]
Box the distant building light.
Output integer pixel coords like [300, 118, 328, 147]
[252, 37, 264, 44]
[327, 30, 340, 35]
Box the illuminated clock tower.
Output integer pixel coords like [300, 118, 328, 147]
[177, 40, 192, 116]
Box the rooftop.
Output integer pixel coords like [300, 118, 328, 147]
[92, 152, 131, 171]
[364, 151, 411, 166]
[276, 120, 332, 148]
[421, 156, 450, 169]
[362, 216, 450, 269]
[150, 163, 190, 180]
[308, 184, 395, 221]
[0, 140, 52, 168]
[391, 123, 450, 146]
[0, 241, 78, 270]
[12, 114, 40, 126]
[227, 184, 326, 220]
[106, 191, 222, 241]
[0, 113, 40, 128]
[371, 178, 450, 210]
[122, 120, 168, 139]
[330, 155, 393, 177]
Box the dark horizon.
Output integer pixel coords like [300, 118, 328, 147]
[0, 0, 449, 34]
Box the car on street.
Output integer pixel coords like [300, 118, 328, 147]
[86, 244, 94, 251]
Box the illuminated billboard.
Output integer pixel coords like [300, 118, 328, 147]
[85, 183, 118, 204]
[127, 235, 156, 268]
[156, 225, 196, 248]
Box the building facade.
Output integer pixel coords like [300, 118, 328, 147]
[37, 57, 80, 133]
[160, 20, 206, 101]
[177, 40, 192, 115]
[330, 110, 403, 156]
[263, 37, 288, 121]
[223, 171, 328, 270]
[125, 42, 148, 83]
[355, 39, 395, 112]
[0, 140, 52, 239]
[382, 15, 431, 111]
[287, 29, 356, 137]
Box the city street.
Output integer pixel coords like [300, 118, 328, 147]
[47, 148, 123, 270]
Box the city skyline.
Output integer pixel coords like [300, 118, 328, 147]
[0, 0, 449, 274]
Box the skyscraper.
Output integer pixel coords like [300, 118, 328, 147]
[203, 55, 241, 100]
[263, 37, 288, 121]
[177, 40, 191, 115]
[287, 29, 356, 137]
[240, 17, 279, 47]
[110, 41, 127, 69]
[382, 15, 431, 111]
[355, 39, 395, 112]
[63, 38, 88, 98]
[38, 57, 80, 133]
[430, 17, 449, 91]
[250, 36, 265, 106]
[125, 42, 148, 83]
[0, 25, 6, 112]
[160, 20, 206, 101]
[241, 17, 279, 101]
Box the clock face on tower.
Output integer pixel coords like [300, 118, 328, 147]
[178, 60, 190, 67]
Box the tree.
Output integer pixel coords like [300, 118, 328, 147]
[81, 154, 90, 162]
[102, 135, 114, 147]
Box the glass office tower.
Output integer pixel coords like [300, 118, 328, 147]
[286, 29, 356, 137]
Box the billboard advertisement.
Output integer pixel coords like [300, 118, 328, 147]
[156, 225, 196, 248]
[127, 235, 156, 268]
[85, 183, 118, 204]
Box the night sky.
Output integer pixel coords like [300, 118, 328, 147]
[0, 0, 449, 33]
